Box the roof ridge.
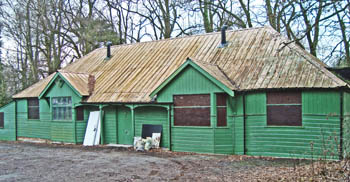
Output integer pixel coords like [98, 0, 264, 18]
[58, 70, 90, 75]
[108, 26, 267, 49]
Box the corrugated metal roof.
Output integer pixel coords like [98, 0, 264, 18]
[13, 26, 348, 102]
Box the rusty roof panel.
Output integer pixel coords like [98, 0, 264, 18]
[13, 26, 348, 102]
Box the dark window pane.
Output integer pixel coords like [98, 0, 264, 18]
[217, 108, 227, 127]
[53, 107, 57, 120]
[174, 108, 210, 126]
[68, 107, 72, 120]
[216, 93, 227, 127]
[267, 105, 302, 126]
[267, 92, 301, 104]
[0, 112, 4, 128]
[28, 99, 39, 106]
[28, 107, 39, 119]
[76, 107, 84, 121]
[216, 93, 227, 106]
[28, 99, 40, 119]
[174, 94, 210, 106]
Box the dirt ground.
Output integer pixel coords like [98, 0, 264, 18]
[0, 141, 313, 182]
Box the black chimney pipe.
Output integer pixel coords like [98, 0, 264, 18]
[106, 41, 112, 58]
[221, 25, 228, 46]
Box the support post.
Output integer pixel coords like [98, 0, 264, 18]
[167, 105, 171, 150]
[131, 106, 135, 139]
[99, 105, 104, 145]
[72, 107, 77, 144]
[210, 92, 216, 153]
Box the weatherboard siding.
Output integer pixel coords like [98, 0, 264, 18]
[51, 121, 75, 143]
[343, 91, 350, 157]
[171, 127, 215, 153]
[244, 91, 340, 159]
[104, 106, 117, 144]
[157, 66, 234, 153]
[214, 96, 235, 154]
[135, 106, 169, 148]
[232, 95, 244, 154]
[0, 102, 16, 141]
[157, 66, 223, 102]
[17, 99, 51, 139]
[15, 77, 83, 143]
[76, 121, 87, 143]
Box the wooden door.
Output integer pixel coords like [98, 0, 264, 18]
[117, 107, 133, 145]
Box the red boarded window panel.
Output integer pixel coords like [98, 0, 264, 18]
[267, 92, 301, 104]
[174, 108, 210, 126]
[174, 94, 210, 126]
[267, 91, 302, 126]
[76, 107, 84, 121]
[174, 94, 210, 106]
[0, 112, 4, 128]
[216, 93, 227, 127]
[28, 99, 40, 120]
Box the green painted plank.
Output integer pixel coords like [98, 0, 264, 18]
[135, 106, 169, 148]
[0, 102, 16, 141]
[243, 91, 341, 159]
[157, 66, 224, 102]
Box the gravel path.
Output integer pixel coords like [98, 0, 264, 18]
[0, 141, 305, 182]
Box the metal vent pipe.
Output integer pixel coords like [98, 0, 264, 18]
[221, 25, 228, 46]
[106, 41, 112, 58]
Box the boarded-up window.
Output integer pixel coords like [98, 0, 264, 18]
[28, 99, 40, 119]
[76, 107, 84, 121]
[0, 112, 4, 128]
[216, 93, 227, 127]
[174, 94, 210, 126]
[267, 92, 302, 126]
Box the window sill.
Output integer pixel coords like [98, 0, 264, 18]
[264, 126, 304, 129]
[172, 125, 212, 129]
[215, 126, 229, 129]
[52, 120, 73, 123]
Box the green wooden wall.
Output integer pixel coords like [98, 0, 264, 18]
[17, 99, 51, 139]
[157, 66, 224, 102]
[243, 91, 341, 159]
[135, 106, 169, 148]
[343, 91, 350, 157]
[116, 106, 132, 145]
[15, 75, 83, 143]
[157, 66, 234, 154]
[103, 106, 117, 144]
[1, 64, 345, 160]
[0, 102, 16, 141]
[232, 95, 244, 154]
